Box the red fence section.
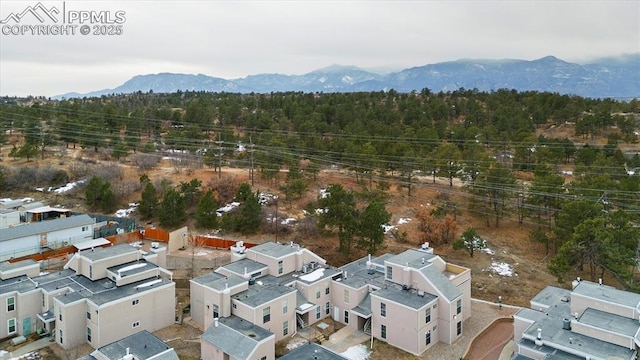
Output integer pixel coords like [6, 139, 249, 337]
[194, 236, 257, 249]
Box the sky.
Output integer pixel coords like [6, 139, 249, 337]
[0, 0, 638, 97]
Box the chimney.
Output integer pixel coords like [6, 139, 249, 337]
[344, 271, 348, 279]
[421, 257, 425, 264]
[599, 278, 602, 286]
[214, 318, 219, 327]
[126, 348, 130, 356]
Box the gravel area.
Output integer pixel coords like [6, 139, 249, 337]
[420, 299, 520, 360]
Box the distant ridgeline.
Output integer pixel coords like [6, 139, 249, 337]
[54, 54, 640, 100]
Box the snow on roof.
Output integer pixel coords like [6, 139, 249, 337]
[299, 268, 325, 282]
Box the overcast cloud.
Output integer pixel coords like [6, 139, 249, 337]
[0, 0, 638, 97]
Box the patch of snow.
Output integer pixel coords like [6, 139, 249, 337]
[0, 350, 7, 357]
[115, 203, 138, 218]
[52, 180, 86, 194]
[382, 224, 396, 234]
[560, 170, 573, 176]
[217, 202, 240, 216]
[398, 217, 412, 225]
[299, 268, 325, 282]
[482, 248, 495, 255]
[162, 156, 182, 162]
[195, 251, 210, 257]
[491, 262, 514, 277]
[298, 303, 315, 311]
[286, 338, 307, 351]
[35, 187, 44, 192]
[318, 76, 327, 83]
[340, 344, 371, 360]
[341, 75, 355, 84]
[319, 188, 329, 198]
[39, 272, 49, 276]
[281, 217, 296, 225]
[259, 193, 277, 206]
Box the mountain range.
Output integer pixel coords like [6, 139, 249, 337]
[57, 54, 640, 100]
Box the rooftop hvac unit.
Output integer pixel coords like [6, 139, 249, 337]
[151, 242, 159, 249]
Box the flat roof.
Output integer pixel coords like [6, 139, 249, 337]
[248, 241, 300, 258]
[385, 249, 437, 269]
[79, 243, 139, 262]
[232, 275, 297, 308]
[92, 330, 178, 360]
[521, 299, 635, 359]
[371, 287, 436, 310]
[0, 214, 95, 242]
[572, 280, 640, 309]
[201, 315, 273, 359]
[579, 307, 640, 337]
[192, 272, 247, 292]
[26, 206, 70, 214]
[294, 266, 342, 284]
[220, 258, 268, 276]
[108, 259, 158, 277]
[530, 286, 570, 309]
[0, 259, 38, 273]
[339, 257, 386, 289]
[74, 238, 111, 251]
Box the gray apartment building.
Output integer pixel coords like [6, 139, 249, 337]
[512, 279, 640, 360]
[192, 241, 471, 359]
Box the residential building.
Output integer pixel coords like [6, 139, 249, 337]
[0, 243, 175, 350]
[512, 279, 639, 360]
[89, 330, 179, 360]
[0, 214, 95, 261]
[192, 241, 471, 359]
[201, 316, 275, 360]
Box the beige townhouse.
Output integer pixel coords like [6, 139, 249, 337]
[0, 243, 175, 350]
[193, 241, 471, 359]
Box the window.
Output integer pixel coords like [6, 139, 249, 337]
[89, 265, 92, 278]
[133, 321, 140, 328]
[132, 299, 139, 306]
[316, 306, 321, 320]
[213, 304, 219, 318]
[7, 318, 16, 334]
[381, 324, 386, 339]
[59, 329, 63, 344]
[386, 266, 392, 279]
[87, 311, 91, 320]
[425, 330, 431, 345]
[87, 327, 92, 342]
[316, 287, 321, 299]
[433, 303, 437, 309]
[456, 321, 462, 336]
[456, 299, 462, 314]
[42, 294, 45, 307]
[344, 310, 349, 324]
[278, 260, 283, 275]
[59, 307, 62, 321]
[325, 302, 330, 315]
[344, 289, 350, 303]
[6, 297, 15, 312]
[380, 303, 386, 317]
[263, 307, 271, 323]
[232, 303, 237, 309]
[325, 286, 330, 295]
[260, 357, 267, 360]
[82, 226, 88, 231]
[283, 320, 289, 336]
[425, 308, 431, 323]
[282, 299, 288, 314]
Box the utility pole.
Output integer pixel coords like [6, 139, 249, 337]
[215, 133, 223, 179]
[249, 137, 255, 186]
